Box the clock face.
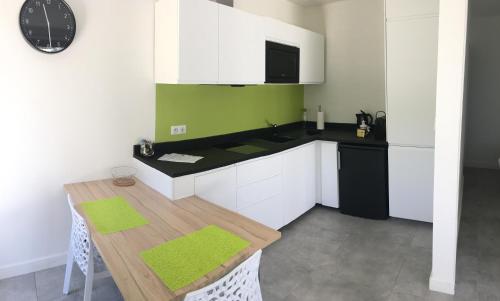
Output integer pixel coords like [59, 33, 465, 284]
[19, 0, 76, 54]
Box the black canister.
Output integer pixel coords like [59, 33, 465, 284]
[374, 111, 387, 141]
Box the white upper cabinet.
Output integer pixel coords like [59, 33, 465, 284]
[264, 18, 325, 84]
[386, 0, 439, 19]
[219, 5, 265, 84]
[155, 0, 219, 84]
[155, 0, 325, 85]
[263, 17, 302, 47]
[299, 29, 325, 84]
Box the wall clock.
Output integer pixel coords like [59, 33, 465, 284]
[19, 0, 76, 54]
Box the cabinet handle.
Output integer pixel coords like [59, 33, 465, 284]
[337, 151, 341, 171]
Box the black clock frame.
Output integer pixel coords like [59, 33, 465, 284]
[19, 0, 76, 54]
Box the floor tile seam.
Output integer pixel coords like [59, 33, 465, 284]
[34, 272, 40, 301]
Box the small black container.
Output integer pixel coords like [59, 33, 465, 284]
[374, 111, 387, 141]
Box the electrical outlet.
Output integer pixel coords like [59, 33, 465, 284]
[171, 125, 187, 135]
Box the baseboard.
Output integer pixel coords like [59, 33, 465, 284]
[0, 252, 67, 280]
[429, 275, 455, 295]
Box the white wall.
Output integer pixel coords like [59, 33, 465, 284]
[234, 0, 307, 27]
[0, 0, 311, 279]
[0, 0, 155, 279]
[430, 0, 469, 295]
[464, 15, 500, 169]
[303, 0, 386, 123]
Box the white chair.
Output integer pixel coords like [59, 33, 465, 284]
[184, 250, 263, 301]
[63, 195, 110, 301]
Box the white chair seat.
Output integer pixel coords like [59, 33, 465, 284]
[184, 250, 263, 301]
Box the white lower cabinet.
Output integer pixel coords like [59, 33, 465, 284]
[389, 146, 434, 223]
[237, 175, 281, 210]
[238, 195, 284, 230]
[283, 142, 317, 225]
[194, 166, 237, 211]
[320, 141, 339, 208]
[234, 144, 317, 229]
[235, 154, 284, 230]
[138, 140, 342, 229]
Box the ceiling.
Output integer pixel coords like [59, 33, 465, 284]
[287, 0, 338, 7]
[288, 0, 500, 16]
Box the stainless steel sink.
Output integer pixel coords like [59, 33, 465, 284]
[261, 135, 296, 143]
[214, 142, 268, 155]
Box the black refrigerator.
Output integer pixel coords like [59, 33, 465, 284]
[338, 143, 389, 220]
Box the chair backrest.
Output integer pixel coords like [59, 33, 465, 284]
[67, 195, 92, 276]
[184, 250, 263, 301]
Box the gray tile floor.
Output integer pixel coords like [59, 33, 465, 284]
[1, 167, 499, 301]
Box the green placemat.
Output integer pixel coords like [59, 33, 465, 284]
[140, 225, 250, 291]
[80, 196, 149, 234]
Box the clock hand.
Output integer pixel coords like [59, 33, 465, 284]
[42, 3, 52, 48]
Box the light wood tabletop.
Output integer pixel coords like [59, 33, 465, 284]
[64, 178, 281, 301]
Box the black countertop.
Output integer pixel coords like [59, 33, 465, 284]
[134, 122, 387, 178]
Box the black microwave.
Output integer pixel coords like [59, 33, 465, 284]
[265, 41, 300, 83]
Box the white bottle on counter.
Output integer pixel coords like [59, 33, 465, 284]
[317, 106, 325, 130]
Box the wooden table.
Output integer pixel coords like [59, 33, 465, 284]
[64, 178, 281, 301]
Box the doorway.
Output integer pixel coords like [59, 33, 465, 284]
[455, 0, 500, 299]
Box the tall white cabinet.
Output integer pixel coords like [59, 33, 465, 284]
[386, 0, 439, 223]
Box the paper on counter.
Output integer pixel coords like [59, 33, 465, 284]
[158, 153, 204, 164]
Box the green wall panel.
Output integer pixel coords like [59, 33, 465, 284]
[156, 85, 304, 142]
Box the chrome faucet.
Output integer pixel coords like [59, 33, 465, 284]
[266, 120, 278, 128]
[266, 120, 279, 135]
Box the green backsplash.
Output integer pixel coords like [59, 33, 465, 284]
[156, 85, 304, 142]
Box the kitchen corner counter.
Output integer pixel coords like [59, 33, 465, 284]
[134, 122, 387, 178]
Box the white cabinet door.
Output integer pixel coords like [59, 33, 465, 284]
[237, 154, 282, 187]
[194, 166, 237, 211]
[299, 29, 325, 84]
[263, 17, 301, 48]
[389, 146, 434, 222]
[155, 0, 219, 84]
[178, 0, 219, 83]
[238, 195, 284, 230]
[320, 141, 339, 208]
[283, 143, 317, 225]
[235, 154, 284, 229]
[386, 16, 438, 146]
[219, 5, 265, 84]
[237, 175, 281, 210]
